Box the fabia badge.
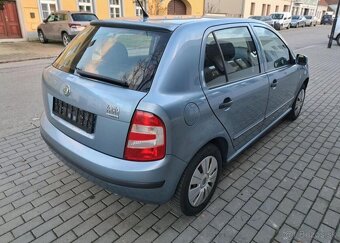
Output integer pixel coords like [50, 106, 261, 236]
[106, 105, 120, 119]
[63, 84, 71, 97]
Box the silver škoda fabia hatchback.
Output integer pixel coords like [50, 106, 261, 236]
[40, 18, 309, 215]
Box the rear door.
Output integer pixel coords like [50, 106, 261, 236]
[252, 26, 300, 127]
[202, 24, 269, 150]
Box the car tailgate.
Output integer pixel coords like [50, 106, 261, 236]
[42, 66, 146, 158]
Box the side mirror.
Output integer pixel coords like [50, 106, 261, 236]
[43, 19, 48, 23]
[296, 54, 308, 65]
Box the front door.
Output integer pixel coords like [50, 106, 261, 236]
[202, 26, 269, 150]
[253, 26, 300, 126]
[0, 2, 21, 39]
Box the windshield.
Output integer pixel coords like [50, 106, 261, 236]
[292, 16, 300, 20]
[262, 16, 272, 21]
[71, 14, 98, 22]
[305, 16, 312, 19]
[271, 14, 284, 19]
[53, 26, 170, 92]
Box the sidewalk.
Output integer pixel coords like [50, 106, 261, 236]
[0, 43, 339, 242]
[0, 41, 64, 63]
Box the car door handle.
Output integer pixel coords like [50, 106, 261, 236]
[271, 79, 278, 88]
[219, 97, 233, 109]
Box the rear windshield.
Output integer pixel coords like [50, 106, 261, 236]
[71, 14, 98, 22]
[53, 26, 170, 92]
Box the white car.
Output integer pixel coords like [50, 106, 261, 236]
[271, 12, 292, 30]
[329, 18, 340, 46]
[334, 18, 340, 46]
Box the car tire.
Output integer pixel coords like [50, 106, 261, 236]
[38, 30, 48, 44]
[173, 143, 222, 216]
[62, 32, 71, 46]
[336, 35, 340, 46]
[288, 84, 306, 121]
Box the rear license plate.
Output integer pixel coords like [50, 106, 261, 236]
[52, 97, 96, 134]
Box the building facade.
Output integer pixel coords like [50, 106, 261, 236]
[291, 0, 319, 16]
[0, 0, 203, 40]
[205, 0, 292, 18]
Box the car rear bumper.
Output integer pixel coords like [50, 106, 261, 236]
[40, 112, 187, 204]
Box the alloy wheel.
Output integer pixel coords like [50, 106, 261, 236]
[188, 156, 218, 207]
[294, 89, 305, 116]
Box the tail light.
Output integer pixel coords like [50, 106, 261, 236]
[124, 110, 166, 162]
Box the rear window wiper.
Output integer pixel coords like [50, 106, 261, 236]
[75, 68, 129, 88]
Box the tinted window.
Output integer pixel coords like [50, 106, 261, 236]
[254, 27, 291, 71]
[214, 27, 260, 82]
[53, 26, 170, 92]
[71, 13, 98, 21]
[204, 33, 227, 88]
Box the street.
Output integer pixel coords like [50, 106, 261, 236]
[0, 25, 339, 242]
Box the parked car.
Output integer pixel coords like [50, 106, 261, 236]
[249, 15, 274, 26]
[321, 14, 333, 25]
[40, 17, 309, 215]
[290, 15, 307, 28]
[330, 18, 340, 46]
[304, 15, 318, 26]
[37, 11, 98, 46]
[271, 12, 292, 30]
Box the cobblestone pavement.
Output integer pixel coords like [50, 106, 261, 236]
[0, 45, 340, 242]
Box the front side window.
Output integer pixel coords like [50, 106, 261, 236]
[110, 0, 121, 18]
[79, 0, 93, 13]
[254, 27, 291, 71]
[47, 14, 56, 22]
[214, 27, 260, 83]
[53, 26, 170, 92]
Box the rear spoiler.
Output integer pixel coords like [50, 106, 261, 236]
[90, 20, 173, 33]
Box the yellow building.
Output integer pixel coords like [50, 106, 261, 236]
[0, 0, 204, 40]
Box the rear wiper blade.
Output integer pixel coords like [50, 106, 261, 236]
[76, 68, 129, 88]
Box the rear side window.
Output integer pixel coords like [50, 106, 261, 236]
[204, 27, 260, 87]
[204, 33, 227, 88]
[71, 14, 98, 21]
[253, 27, 291, 71]
[53, 26, 170, 92]
[214, 27, 260, 83]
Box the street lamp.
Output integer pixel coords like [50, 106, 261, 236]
[327, 0, 340, 48]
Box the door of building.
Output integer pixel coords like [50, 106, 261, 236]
[0, 1, 22, 39]
[167, 0, 186, 15]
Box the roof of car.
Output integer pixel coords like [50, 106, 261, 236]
[91, 17, 261, 32]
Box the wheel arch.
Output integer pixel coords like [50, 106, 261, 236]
[303, 78, 309, 88]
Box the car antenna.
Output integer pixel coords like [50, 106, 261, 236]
[135, 0, 149, 21]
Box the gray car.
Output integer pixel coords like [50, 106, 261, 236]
[40, 18, 309, 215]
[37, 11, 98, 46]
[290, 15, 307, 28]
